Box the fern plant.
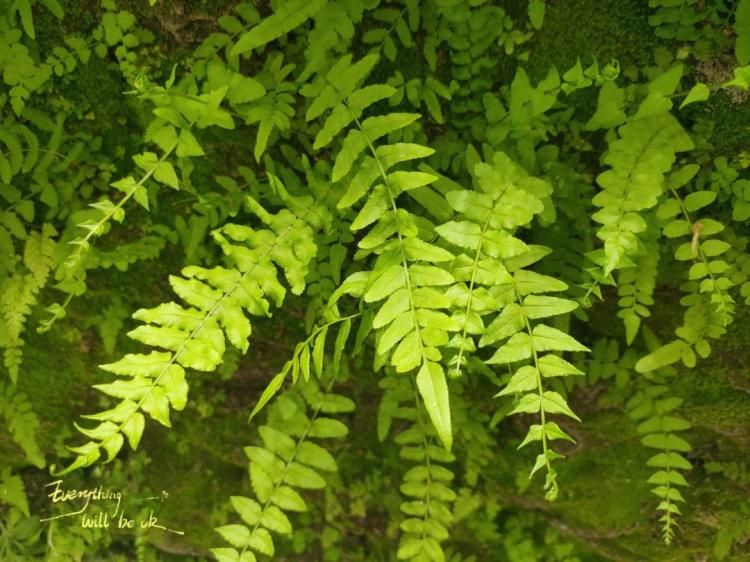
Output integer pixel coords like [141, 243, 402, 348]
[5, 1, 750, 560]
[431, 150, 585, 500]
[1, 223, 55, 384]
[593, 67, 694, 276]
[306, 52, 457, 450]
[55, 182, 330, 474]
[212, 371, 353, 562]
[628, 385, 692, 545]
[636, 164, 736, 373]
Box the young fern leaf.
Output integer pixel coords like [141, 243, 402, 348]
[636, 165, 735, 372]
[628, 386, 692, 545]
[308, 54, 456, 450]
[212, 374, 353, 562]
[437, 151, 587, 500]
[379, 373, 455, 562]
[53, 183, 330, 475]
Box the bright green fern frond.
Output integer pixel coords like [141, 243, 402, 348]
[54, 185, 330, 475]
[435, 151, 552, 378]
[435, 151, 586, 500]
[308, 53, 457, 451]
[593, 110, 693, 275]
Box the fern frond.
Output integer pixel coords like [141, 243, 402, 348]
[594, 110, 693, 275]
[41, 82, 230, 332]
[487, 263, 586, 502]
[636, 165, 736, 373]
[628, 385, 692, 545]
[379, 373, 455, 562]
[0, 384, 45, 468]
[302, 1, 361, 79]
[230, 0, 326, 57]
[435, 151, 549, 378]
[585, 338, 636, 387]
[430, 2, 511, 131]
[86, 235, 166, 272]
[54, 184, 330, 475]
[308, 53, 457, 450]
[1, 224, 56, 384]
[617, 238, 659, 345]
[212, 374, 353, 561]
[362, 3, 415, 63]
[5, 0, 64, 40]
[435, 151, 587, 499]
[248, 313, 356, 422]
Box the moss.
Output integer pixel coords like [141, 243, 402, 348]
[687, 89, 750, 156]
[526, 0, 667, 80]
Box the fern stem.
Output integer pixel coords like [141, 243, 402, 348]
[515, 287, 553, 485]
[452, 210, 494, 378]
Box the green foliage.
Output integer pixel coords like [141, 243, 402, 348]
[1, 384, 44, 468]
[636, 164, 736, 373]
[231, 0, 326, 57]
[617, 239, 659, 344]
[647, 0, 734, 58]
[305, 52, 458, 450]
[593, 67, 694, 275]
[1, 223, 55, 384]
[2, 1, 750, 560]
[380, 373, 455, 562]
[56, 184, 330, 474]
[628, 385, 692, 545]
[212, 373, 353, 562]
